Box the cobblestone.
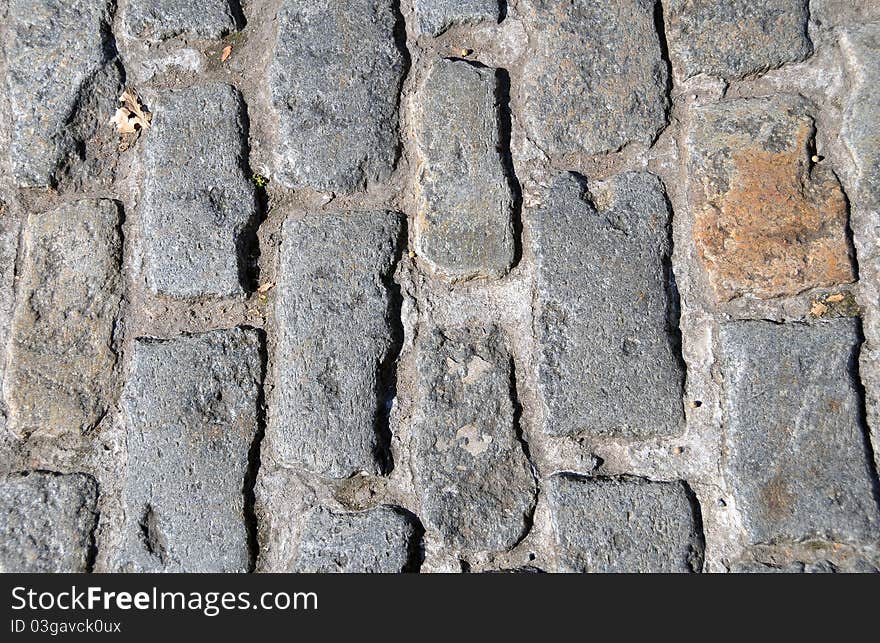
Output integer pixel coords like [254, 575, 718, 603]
[414, 0, 499, 36]
[123, 0, 241, 41]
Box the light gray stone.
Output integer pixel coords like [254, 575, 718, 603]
[0, 209, 18, 430]
[532, 172, 684, 438]
[141, 83, 256, 298]
[414, 59, 515, 279]
[5, 0, 121, 187]
[270, 212, 403, 478]
[124, 0, 241, 41]
[719, 319, 880, 544]
[665, 0, 812, 80]
[0, 472, 98, 573]
[414, 0, 499, 36]
[4, 200, 122, 439]
[549, 474, 704, 573]
[412, 326, 536, 554]
[270, 0, 406, 191]
[116, 328, 263, 572]
[806, 0, 880, 30]
[521, 0, 668, 157]
[292, 506, 422, 573]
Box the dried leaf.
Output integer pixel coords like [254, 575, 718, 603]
[221, 45, 232, 62]
[826, 293, 845, 303]
[810, 301, 829, 317]
[109, 87, 151, 134]
[256, 282, 275, 294]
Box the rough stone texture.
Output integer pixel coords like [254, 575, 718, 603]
[665, 0, 812, 80]
[719, 320, 880, 544]
[4, 200, 122, 439]
[414, 0, 499, 36]
[140, 83, 256, 298]
[532, 172, 684, 438]
[270, 0, 406, 191]
[521, 0, 668, 157]
[124, 0, 241, 41]
[0, 472, 98, 573]
[688, 97, 854, 301]
[414, 59, 514, 279]
[0, 211, 18, 428]
[116, 329, 262, 572]
[549, 474, 704, 573]
[412, 326, 536, 554]
[4, 0, 121, 187]
[270, 212, 403, 478]
[292, 506, 422, 573]
[805, 0, 880, 30]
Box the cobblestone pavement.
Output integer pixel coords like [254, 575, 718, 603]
[0, 0, 879, 573]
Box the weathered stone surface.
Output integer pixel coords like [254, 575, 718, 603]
[414, 59, 514, 279]
[665, 0, 812, 80]
[4, 200, 122, 439]
[5, 0, 121, 187]
[532, 172, 684, 438]
[270, 212, 403, 477]
[731, 559, 878, 573]
[0, 210, 18, 428]
[412, 326, 536, 554]
[124, 0, 241, 41]
[292, 506, 422, 573]
[270, 0, 406, 191]
[719, 319, 880, 544]
[689, 97, 854, 301]
[0, 472, 98, 573]
[810, 1, 880, 30]
[521, 0, 668, 157]
[414, 0, 499, 36]
[141, 83, 256, 298]
[116, 328, 263, 572]
[549, 474, 704, 573]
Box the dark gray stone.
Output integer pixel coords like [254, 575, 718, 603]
[665, 0, 812, 80]
[414, 0, 499, 36]
[532, 172, 684, 438]
[292, 506, 422, 573]
[719, 319, 880, 544]
[521, 0, 668, 157]
[140, 83, 256, 298]
[412, 326, 536, 554]
[414, 59, 514, 279]
[4, 200, 122, 439]
[116, 328, 263, 572]
[270, 0, 406, 191]
[0, 472, 98, 573]
[124, 0, 241, 41]
[270, 212, 403, 478]
[549, 474, 704, 573]
[842, 27, 880, 214]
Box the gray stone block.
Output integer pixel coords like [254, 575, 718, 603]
[5, 0, 121, 187]
[665, 0, 812, 80]
[270, 0, 406, 191]
[719, 319, 880, 544]
[124, 0, 241, 41]
[140, 83, 256, 298]
[412, 326, 536, 554]
[549, 474, 704, 573]
[531, 172, 684, 438]
[116, 328, 263, 572]
[4, 200, 123, 439]
[414, 0, 499, 36]
[414, 59, 514, 279]
[0, 472, 98, 573]
[521, 0, 668, 157]
[292, 506, 422, 573]
[270, 212, 403, 477]
[0, 211, 18, 427]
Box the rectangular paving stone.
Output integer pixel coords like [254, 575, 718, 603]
[4, 200, 122, 439]
[124, 0, 241, 41]
[665, 0, 812, 80]
[292, 506, 422, 573]
[414, 59, 515, 279]
[532, 172, 684, 438]
[412, 326, 536, 554]
[0, 472, 98, 573]
[549, 474, 704, 573]
[270, 0, 406, 191]
[140, 83, 256, 298]
[270, 212, 404, 478]
[0, 209, 18, 430]
[116, 328, 263, 572]
[688, 97, 854, 301]
[414, 0, 499, 36]
[521, 0, 668, 157]
[719, 319, 880, 544]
